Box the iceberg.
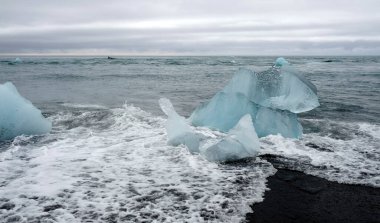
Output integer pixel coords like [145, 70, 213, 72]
[190, 58, 319, 138]
[0, 82, 51, 140]
[159, 98, 200, 153]
[14, 57, 22, 63]
[159, 58, 318, 162]
[201, 114, 260, 162]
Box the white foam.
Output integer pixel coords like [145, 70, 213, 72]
[260, 119, 380, 187]
[62, 103, 108, 109]
[0, 103, 275, 222]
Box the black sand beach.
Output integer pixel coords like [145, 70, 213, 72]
[247, 167, 380, 223]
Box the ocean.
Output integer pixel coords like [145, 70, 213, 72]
[0, 56, 379, 222]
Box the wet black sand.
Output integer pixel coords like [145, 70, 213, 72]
[246, 168, 380, 223]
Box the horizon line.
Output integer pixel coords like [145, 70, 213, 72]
[1, 53, 379, 57]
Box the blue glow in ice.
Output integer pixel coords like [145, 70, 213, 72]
[0, 82, 51, 140]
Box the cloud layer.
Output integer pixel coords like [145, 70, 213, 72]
[1, 0, 380, 55]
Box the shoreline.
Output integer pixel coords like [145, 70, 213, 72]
[246, 167, 380, 223]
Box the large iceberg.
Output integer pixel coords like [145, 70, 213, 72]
[159, 58, 318, 162]
[190, 58, 319, 138]
[0, 82, 51, 140]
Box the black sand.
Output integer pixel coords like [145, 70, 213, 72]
[246, 168, 380, 223]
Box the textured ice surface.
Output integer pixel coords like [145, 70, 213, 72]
[159, 98, 200, 153]
[264, 65, 319, 113]
[190, 58, 319, 138]
[0, 82, 51, 140]
[201, 114, 260, 162]
[0, 103, 276, 222]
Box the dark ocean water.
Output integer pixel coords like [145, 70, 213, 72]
[0, 56, 379, 222]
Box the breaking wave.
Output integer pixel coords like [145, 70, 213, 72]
[0, 103, 275, 222]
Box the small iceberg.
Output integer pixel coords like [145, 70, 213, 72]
[0, 82, 51, 140]
[14, 57, 22, 63]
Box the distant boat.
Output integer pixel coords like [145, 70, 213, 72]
[107, 56, 115, 60]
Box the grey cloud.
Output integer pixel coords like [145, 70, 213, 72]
[1, 0, 379, 55]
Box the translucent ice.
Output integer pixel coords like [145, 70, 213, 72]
[14, 57, 22, 63]
[263, 61, 319, 113]
[254, 107, 302, 138]
[274, 57, 289, 67]
[159, 98, 200, 153]
[201, 114, 260, 162]
[190, 58, 319, 138]
[0, 82, 51, 140]
[190, 92, 258, 132]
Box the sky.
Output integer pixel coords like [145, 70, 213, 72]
[1, 0, 380, 55]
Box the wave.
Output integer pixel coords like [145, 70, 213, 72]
[0, 102, 378, 222]
[0, 57, 242, 67]
[0, 103, 275, 222]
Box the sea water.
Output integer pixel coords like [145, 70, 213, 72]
[0, 56, 379, 222]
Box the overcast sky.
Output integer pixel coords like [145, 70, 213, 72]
[1, 0, 380, 55]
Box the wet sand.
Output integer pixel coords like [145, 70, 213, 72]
[246, 168, 380, 223]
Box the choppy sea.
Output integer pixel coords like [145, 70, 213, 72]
[0, 56, 379, 222]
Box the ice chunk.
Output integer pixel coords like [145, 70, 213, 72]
[159, 98, 200, 153]
[201, 114, 260, 162]
[274, 57, 289, 67]
[0, 82, 51, 140]
[14, 57, 22, 63]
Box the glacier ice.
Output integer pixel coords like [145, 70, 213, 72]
[201, 114, 260, 162]
[0, 82, 52, 140]
[159, 98, 200, 153]
[159, 57, 318, 163]
[190, 58, 319, 138]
